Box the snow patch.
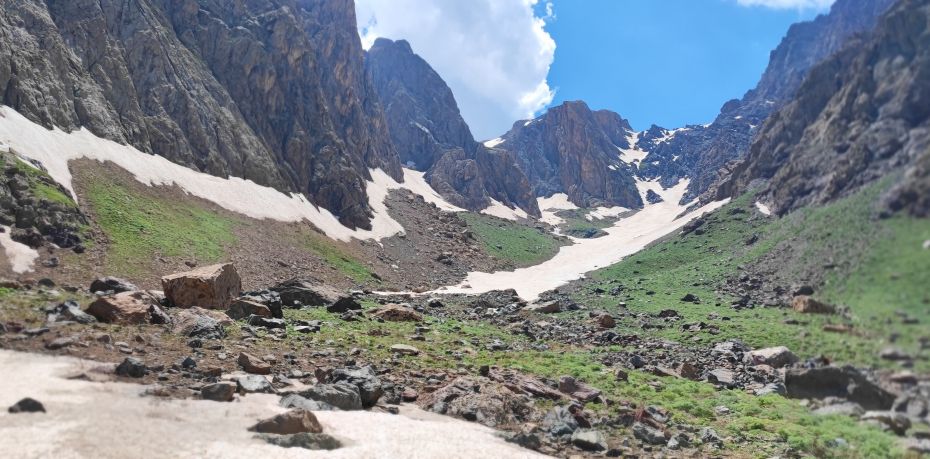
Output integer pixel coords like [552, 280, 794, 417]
[437, 180, 729, 300]
[755, 201, 772, 216]
[0, 226, 39, 273]
[483, 137, 505, 148]
[0, 349, 545, 459]
[0, 105, 462, 242]
[481, 199, 529, 221]
[537, 193, 578, 226]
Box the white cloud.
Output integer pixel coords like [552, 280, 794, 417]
[356, 0, 556, 140]
[735, 0, 834, 9]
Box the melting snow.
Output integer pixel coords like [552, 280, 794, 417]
[755, 201, 773, 216]
[0, 106, 462, 242]
[481, 199, 529, 221]
[0, 349, 545, 459]
[0, 226, 39, 273]
[483, 137, 505, 148]
[537, 193, 578, 226]
[437, 180, 729, 300]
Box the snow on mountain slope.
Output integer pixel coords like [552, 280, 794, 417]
[438, 180, 729, 300]
[0, 106, 459, 243]
[537, 193, 578, 226]
[480, 199, 530, 221]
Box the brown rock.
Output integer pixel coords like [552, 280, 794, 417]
[596, 313, 616, 329]
[248, 409, 323, 435]
[86, 291, 157, 324]
[401, 388, 419, 402]
[161, 263, 241, 309]
[226, 299, 272, 320]
[238, 352, 271, 375]
[678, 362, 701, 380]
[371, 304, 423, 322]
[558, 376, 602, 402]
[791, 296, 835, 314]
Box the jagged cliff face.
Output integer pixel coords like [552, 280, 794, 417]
[366, 38, 538, 215]
[495, 101, 643, 209]
[720, 0, 930, 217]
[0, 0, 401, 229]
[641, 0, 895, 203]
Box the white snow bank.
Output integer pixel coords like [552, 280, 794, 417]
[755, 201, 772, 216]
[0, 226, 39, 273]
[483, 137, 505, 148]
[437, 180, 729, 301]
[537, 193, 578, 226]
[0, 350, 545, 459]
[481, 199, 529, 221]
[0, 106, 461, 242]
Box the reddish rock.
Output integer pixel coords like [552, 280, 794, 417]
[238, 352, 271, 375]
[596, 313, 616, 329]
[86, 291, 157, 324]
[558, 376, 602, 402]
[371, 304, 423, 322]
[161, 263, 241, 309]
[248, 409, 323, 434]
[792, 296, 836, 314]
[401, 388, 419, 402]
[226, 299, 272, 320]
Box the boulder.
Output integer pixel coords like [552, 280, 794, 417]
[271, 279, 341, 307]
[201, 382, 236, 402]
[527, 300, 560, 313]
[248, 409, 323, 435]
[746, 346, 798, 368]
[571, 429, 608, 451]
[115, 357, 146, 378]
[172, 308, 228, 339]
[370, 304, 422, 322]
[8, 398, 45, 413]
[89, 277, 138, 294]
[595, 313, 615, 329]
[785, 366, 895, 410]
[161, 263, 241, 309]
[860, 411, 912, 436]
[330, 366, 384, 408]
[280, 394, 335, 411]
[238, 352, 271, 375]
[86, 291, 158, 324]
[255, 433, 341, 450]
[632, 422, 667, 445]
[236, 375, 276, 394]
[791, 296, 835, 314]
[226, 299, 272, 320]
[390, 344, 420, 356]
[46, 301, 96, 324]
[558, 376, 601, 402]
[707, 368, 737, 388]
[326, 296, 362, 313]
[420, 377, 533, 428]
[301, 383, 363, 410]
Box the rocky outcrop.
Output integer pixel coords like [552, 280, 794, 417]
[494, 101, 643, 209]
[0, 0, 401, 229]
[645, 0, 894, 203]
[162, 263, 241, 309]
[719, 0, 930, 217]
[366, 38, 538, 215]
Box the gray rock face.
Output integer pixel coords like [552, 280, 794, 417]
[0, 0, 401, 229]
[366, 38, 538, 215]
[301, 383, 363, 411]
[494, 101, 643, 210]
[785, 366, 895, 410]
[720, 0, 930, 218]
[645, 0, 895, 203]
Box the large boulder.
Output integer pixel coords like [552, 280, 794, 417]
[238, 352, 271, 375]
[301, 383, 363, 411]
[161, 263, 241, 309]
[746, 346, 798, 368]
[86, 291, 161, 324]
[271, 279, 341, 308]
[46, 301, 96, 324]
[785, 366, 895, 410]
[791, 296, 835, 314]
[330, 366, 384, 408]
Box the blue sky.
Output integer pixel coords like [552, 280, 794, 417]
[541, 0, 823, 130]
[357, 0, 831, 138]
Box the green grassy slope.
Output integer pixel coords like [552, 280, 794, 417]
[460, 213, 563, 266]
